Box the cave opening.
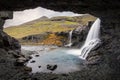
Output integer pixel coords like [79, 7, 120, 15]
[2, 7, 98, 73]
[0, 0, 119, 79]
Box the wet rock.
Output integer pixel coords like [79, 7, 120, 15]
[92, 42, 102, 51]
[15, 57, 27, 66]
[47, 64, 57, 71]
[38, 66, 41, 68]
[24, 66, 32, 72]
[35, 55, 39, 57]
[26, 56, 33, 61]
[8, 50, 21, 58]
[55, 25, 91, 48]
[85, 55, 102, 65]
[86, 51, 102, 58]
[30, 60, 36, 63]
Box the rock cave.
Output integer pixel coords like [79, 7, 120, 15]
[0, 0, 120, 80]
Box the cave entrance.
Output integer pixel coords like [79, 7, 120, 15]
[3, 7, 97, 73]
[3, 7, 96, 46]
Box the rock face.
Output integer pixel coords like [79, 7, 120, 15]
[21, 33, 49, 43]
[0, 11, 13, 30]
[56, 22, 92, 47]
[0, 30, 21, 50]
[0, 0, 119, 17]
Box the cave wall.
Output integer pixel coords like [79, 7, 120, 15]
[0, 11, 13, 29]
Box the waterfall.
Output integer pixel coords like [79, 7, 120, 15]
[67, 18, 101, 59]
[65, 30, 73, 47]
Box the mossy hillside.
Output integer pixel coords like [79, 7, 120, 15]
[4, 14, 96, 39]
[4, 21, 79, 39]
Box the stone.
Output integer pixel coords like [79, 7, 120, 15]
[15, 57, 27, 66]
[8, 50, 21, 58]
[24, 66, 32, 72]
[35, 55, 39, 57]
[30, 60, 36, 63]
[85, 55, 102, 65]
[0, 11, 13, 30]
[0, 30, 21, 50]
[117, 55, 120, 61]
[47, 64, 57, 71]
[21, 33, 49, 43]
[38, 66, 41, 68]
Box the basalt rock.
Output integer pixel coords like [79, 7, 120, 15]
[20, 32, 49, 43]
[72, 25, 90, 47]
[56, 24, 90, 47]
[15, 57, 27, 66]
[47, 64, 57, 71]
[0, 11, 13, 30]
[0, 30, 21, 50]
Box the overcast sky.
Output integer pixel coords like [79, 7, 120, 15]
[4, 7, 81, 28]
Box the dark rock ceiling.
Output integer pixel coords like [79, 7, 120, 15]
[0, 0, 120, 18]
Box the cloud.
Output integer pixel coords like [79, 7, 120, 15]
[4, 7, 80, 28]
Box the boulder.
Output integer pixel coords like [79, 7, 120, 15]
[15, 57, 27, 66]
[30, 60, 36, 63]
[8, 50, 21, 58]
[23, 66, 32, 72]
[47, 64, 57, 71]
[0, 30, 21, 50]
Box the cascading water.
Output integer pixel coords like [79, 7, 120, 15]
[67, 18, 101, 59]
[65, 30, 73, 47]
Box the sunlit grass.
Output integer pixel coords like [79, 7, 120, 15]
[4, 21, 79, 39]
[4, 15, 96, 39]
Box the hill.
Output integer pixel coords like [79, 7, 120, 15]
[4, 14, 96, 39]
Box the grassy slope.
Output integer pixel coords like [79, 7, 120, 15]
[4, 21, 79, 39]
[4, 14, 96, 39]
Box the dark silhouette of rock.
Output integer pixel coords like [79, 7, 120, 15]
[30, 60, 36, 63]
[38, 66, 41, 68]
[0, 30, 21, 50]
[21, 32, 49, 43]
[24, 66, 32, 72]
[47, 64, 57, 71]
[56, 24, 91, 48]
[8, 50, 21, 58]
[35, 55, 39, 57]
[15, 57, 27, 66]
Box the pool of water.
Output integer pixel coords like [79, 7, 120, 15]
[22, 46, 85, 74]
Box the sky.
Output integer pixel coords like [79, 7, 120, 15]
[4, 7, 81, 28]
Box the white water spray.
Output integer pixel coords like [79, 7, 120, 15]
[65, 30, 73, 47]
[67, 18, 101, 59]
